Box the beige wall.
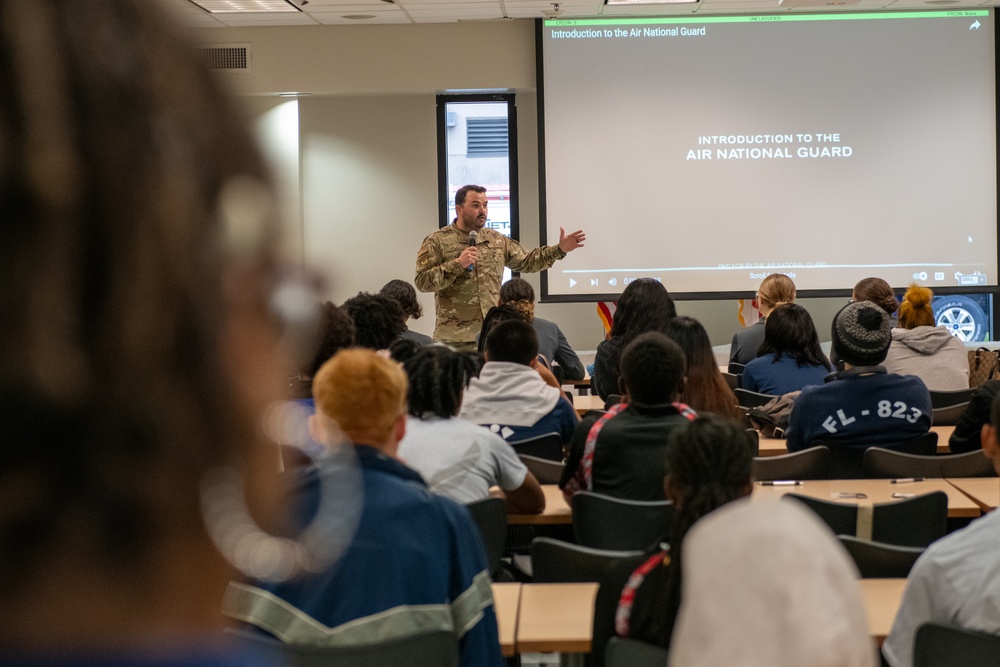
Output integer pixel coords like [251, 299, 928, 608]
[204, 22, 847, 351]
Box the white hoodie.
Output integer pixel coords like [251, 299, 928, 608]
[883, 326, 969, 390]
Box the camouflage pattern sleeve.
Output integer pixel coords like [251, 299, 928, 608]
[414, 231, 465, 293]
[502, 235, 567, 273]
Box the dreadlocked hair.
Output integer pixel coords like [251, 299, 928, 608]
[649, 415, 753, 646]
[402, 346, 479, 419]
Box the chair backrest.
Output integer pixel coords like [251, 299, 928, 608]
[744, 428, 760, 457]
[837, 535, 925, 578]
[518, 454, 565, 484]
[728, 362, 746, 375]
[572, 491, 674, 551]
[605, 637, 670, 667]
[605, 394, 623, 409]
[821, 432, 938, 479]
[932, 401, 970, 426]
[465, 498, 507, 576]
[722, 372, 740, 390]
[914, 623, 1000, 667]
[734, 388, 778, 409]
[929, 387, 977, 409]
[227, 628, 460, 667]
[783, 491, 948, 547]
[509, 432, 563, 461]
[530, 537, 643, 583]
[862, 447, 997, 479]
[752, 446, 830, 481]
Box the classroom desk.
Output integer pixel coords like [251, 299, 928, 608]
[946, 477, 1000, 512]
[508, 485, 572, 525]
[516, 583, 599, 653]
[563, 377, 591, 397]
[752, 478, 980, 518]
[757, 425, 956, 458]
[513, 579, 906, 653]
[491, 582, 521, 657]
[573, 394, 605, 415]
[862, 578, 908, 643]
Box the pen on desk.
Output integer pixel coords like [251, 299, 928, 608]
[759, 480, 803, 486]
[890, 477, 924, 484]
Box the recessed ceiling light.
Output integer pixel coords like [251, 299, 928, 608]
[606, 0, 698, 4]
[343, 14, 377, 19]
[187, 0, 300, 13]
[925, 1, 959, 4]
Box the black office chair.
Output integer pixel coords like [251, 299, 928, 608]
[929, 388, 977, 409]
[530, 537, 642, 583]
[728, 362, 746, 375]
[591, 552, 652, 667]
[509, 432, 563, 461]
[744, 428, 760, 457]
[722, 371, 741, 390]
[465, 498, 507, 577]
[932, 401, 970, 427]
[605, 637, 670, 667]
[227, 628, 460, 667]
[783, 491, 948, 547]
[914, 623, 1000, 667]
[862, 447, 996, 479]
[604, 394, 623, 409]
[572, 492, 674, 551]
[752, 446, 830, 481]
[518, 454, 565, 484]
[837, 535, 925, 578]
[734, 388, 778, 409]
[820, 432, 938, 479]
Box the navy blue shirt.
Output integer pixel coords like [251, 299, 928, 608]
[741, 353, 831, 396]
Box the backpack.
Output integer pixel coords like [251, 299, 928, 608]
[747, 391, 801, 439]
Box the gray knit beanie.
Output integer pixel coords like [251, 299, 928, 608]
[832, 301, 891, 366]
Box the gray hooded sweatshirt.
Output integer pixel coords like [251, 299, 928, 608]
[883, 326, 969, 391]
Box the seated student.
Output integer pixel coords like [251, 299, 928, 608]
[290, 301, 355, 401]
[589, 415, 752, 666]
[561, 333, 696, 501]
[832, 277, 899, 370]
[499, 278, 586, 381]
[664, 317, 742, 421]
[949, 380, 1000, 453]
[395, 344, 545, 513]
[883, 283, 968, 391]
[380, 279, 434, 346]
[342, 291, 406, 350]
[730, 273, 796, 366]
[459, 319, 578, 444]
[785, 301, 931, 453]
[224, 349, 504, 667]
[593, 278, 677, 401]
[741, 304, 833, 396]
[882, 391, 1000, 667]
[668, 499, 876, 667]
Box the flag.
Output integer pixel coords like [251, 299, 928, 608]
[737, 298, 762, 328]
[597, 301, 617, 338]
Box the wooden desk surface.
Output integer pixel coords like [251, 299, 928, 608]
[946, 477, 1000, 511]
[512, 579, 904, 653]
[516, 583, 598, 653]
[508, 485, 572, 525]
[752, 478, 980, 518]
[861, 578, 908, 642]
[491, 582, 521, 657]
[573, 394, 605, 416]
[757, 425, 956, 458]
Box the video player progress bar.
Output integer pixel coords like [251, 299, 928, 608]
[561, 262, 953, 273]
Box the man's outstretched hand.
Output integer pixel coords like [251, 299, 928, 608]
[558, 227, 586, 253]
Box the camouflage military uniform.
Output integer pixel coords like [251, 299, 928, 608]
[415, 224, 566, 348]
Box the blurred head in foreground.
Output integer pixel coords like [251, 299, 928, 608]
[0, 0, 293, 653]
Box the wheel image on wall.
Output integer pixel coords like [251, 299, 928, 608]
[933, 296, 987, 342]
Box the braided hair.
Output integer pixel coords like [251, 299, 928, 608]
[652, 415, 754, 645]
[402, 346, 479, 419]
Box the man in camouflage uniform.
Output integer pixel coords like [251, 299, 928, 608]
[415, 184, 586, 351]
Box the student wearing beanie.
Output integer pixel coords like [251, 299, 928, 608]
[883, 284, 969, 390]
[785, 301, 931, 453]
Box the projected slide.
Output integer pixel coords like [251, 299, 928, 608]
[538, 11, 997, 299]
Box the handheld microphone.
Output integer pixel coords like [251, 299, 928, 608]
[467, 231, 478, 271]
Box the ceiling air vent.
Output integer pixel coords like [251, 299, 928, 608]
[200, 44, 251, 71]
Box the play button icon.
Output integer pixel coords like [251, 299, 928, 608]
[569, 278, 577, 288]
